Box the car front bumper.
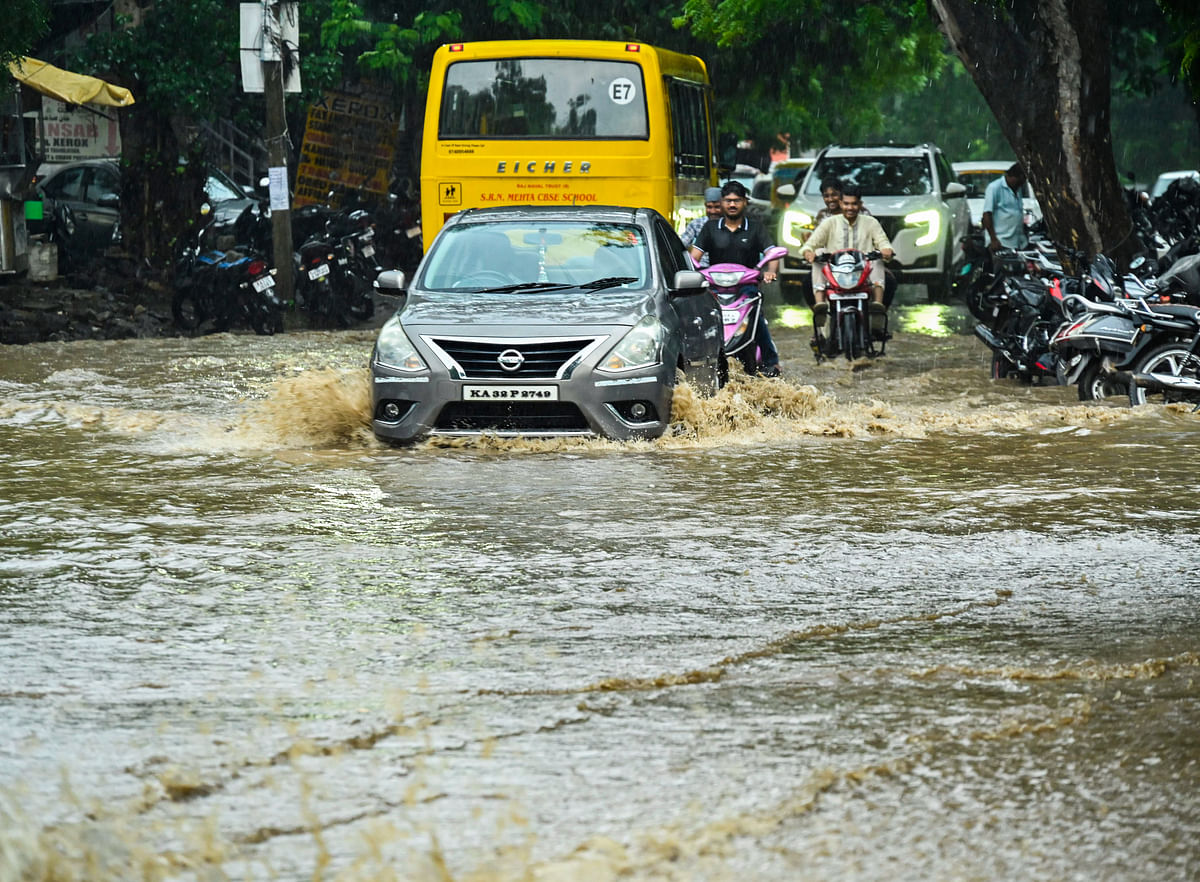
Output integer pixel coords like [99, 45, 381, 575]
[370, 362, 678, 443]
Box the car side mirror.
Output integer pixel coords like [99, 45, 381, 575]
[97, 193, 120, 208]
[944, 182, 966, 198]
[374, 269, 408, 299]
[775, 183, 796, 199]
[670, 269, 706, 295]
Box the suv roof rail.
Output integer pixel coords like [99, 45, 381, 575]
[826, 141, 931, 150]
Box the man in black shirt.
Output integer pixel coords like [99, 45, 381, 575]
[688, 180, 782, 377]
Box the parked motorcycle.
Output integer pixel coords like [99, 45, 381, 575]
[697, 246, 787, 376]
[172, 203, 282, 335]
[810, 249, 892, 361]
[294, 207, 377, 326]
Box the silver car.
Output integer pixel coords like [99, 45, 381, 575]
[369, 206, 724, 443]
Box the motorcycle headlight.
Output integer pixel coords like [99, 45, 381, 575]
[599, 315, 664, 373]
[708, 271, 743, 288]
[373, 316, 427, 372]
[833, 269, 859, 289]
[781, 209, 814, 247]
[904, 209, 941, 247]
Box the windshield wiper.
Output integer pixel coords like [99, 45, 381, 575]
[475, 281, 576, 293]
[580, 276, 638, 290]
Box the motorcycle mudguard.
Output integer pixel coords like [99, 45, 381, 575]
[722, 300, 761, 356]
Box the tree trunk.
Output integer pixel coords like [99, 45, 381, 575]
[117, 104, 207, 281]
[929, 0, 1139, 270]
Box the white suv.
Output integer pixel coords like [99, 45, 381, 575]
[777, 143, 969, 302]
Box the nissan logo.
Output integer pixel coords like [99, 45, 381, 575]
[497, 349, 525, 372]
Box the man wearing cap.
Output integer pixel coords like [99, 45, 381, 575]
[689, 180, 782, 377]
[681, 187, 726, 268]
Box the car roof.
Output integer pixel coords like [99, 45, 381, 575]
[952, 160, 1017, 172]
[820, 143, 939, 157]
[448, 205, 655, 226]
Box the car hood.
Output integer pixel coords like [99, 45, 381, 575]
[791, 193, 944, 218]
[860, 194, 944, 216]
[399, 287, 656, 329]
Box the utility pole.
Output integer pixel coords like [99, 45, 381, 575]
[260, 0, 294, 305]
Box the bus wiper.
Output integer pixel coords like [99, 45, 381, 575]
[476, 281, 576, 293]
[580, 276, 638, 290]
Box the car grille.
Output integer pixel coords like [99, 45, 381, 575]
[433, 401, 591, 434]
[876, 216, 906, 240]
[428, 337, 602, 379]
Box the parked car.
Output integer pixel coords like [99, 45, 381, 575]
[369, 205, 724, 444]
[33, 159, 258, 266]
[1150, 169, 1200, 201]
[778, 143, 969, 301]
[769, 158, 814, 214]
[952, 160, 1043, 227]
[748, 172, 774, 225]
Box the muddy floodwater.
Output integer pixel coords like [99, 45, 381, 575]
[2, 291, 1198, 881]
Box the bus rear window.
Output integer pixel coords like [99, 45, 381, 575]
[439, 59, 649, 139]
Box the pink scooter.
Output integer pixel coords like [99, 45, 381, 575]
[698, 245, 787, 376]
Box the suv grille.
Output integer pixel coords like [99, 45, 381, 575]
[875, 216, 906, 240]
[434, 401, 591, 433]
[429, 337, 601, 379]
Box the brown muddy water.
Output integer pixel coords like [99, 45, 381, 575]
[1, 291, 1198, 881]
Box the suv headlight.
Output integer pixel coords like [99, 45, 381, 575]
[373, 316, 427, 371]
[781, 209, 814, 247]
[599, 315, 664, 372]
[904, 209, 941, 247]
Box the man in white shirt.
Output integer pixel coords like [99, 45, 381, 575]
[802, 186, 894, 336]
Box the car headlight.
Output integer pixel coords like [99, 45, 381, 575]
[781, 209, 814, 247]
[904, 208, 941, 247]
[373, 316, 427, 371]
[599, 315, 664, 372]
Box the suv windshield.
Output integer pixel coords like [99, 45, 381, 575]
[806, 155, 933, 197]
[421, 221, 649, 291]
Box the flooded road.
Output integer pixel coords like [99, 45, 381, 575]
[2, 291, 1199, 880]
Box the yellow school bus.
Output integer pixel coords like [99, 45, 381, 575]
[420, 39, 717, 244]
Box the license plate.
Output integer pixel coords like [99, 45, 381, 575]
[308, 263, 330, 280]
[251, 275, 275, 292]
[462, 385, 559, 401]
[361, 244, 375, 258]
[721, 308, 741, 324]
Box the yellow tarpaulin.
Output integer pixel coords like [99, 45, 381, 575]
[7, 56, 135, 107]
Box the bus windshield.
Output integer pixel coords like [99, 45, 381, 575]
[439, 59, 649, 139]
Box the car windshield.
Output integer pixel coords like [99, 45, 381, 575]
[205, 170, 247, 203]
[806, 155, 934, 197]
[420, 220, 650, 292]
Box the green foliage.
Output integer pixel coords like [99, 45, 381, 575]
[0, 0, 48, 67]
[73, 0, 237, 119]
[676, 0, 948, 150]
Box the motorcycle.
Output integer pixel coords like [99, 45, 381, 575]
[811, 249, 892, 361]
[172, 203, 282, 335]
[1111, 300, 1200, 407]
[696, 246, 787, 376]
[294, 207, 377, 327]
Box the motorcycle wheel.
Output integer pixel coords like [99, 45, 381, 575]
[250, 301, 283, 336]
[990, 352, 1011, 380]
[841, 309, 862, 360]
[348, 292, 375, 322]
[1128, 341, 1200, 406]
[172, 285, 207, 331]
[1076, 361, 1126, 402]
